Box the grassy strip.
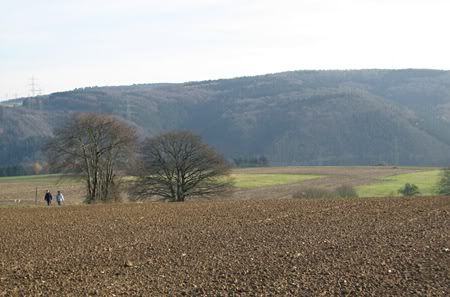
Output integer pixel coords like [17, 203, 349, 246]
[231, 173, 322, 189]
[356, 170, 441, 197]
[0, 174, 80, 184]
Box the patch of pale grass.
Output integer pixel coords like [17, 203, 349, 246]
[231, 173, 322, 189]
[355, 170, 441, 197]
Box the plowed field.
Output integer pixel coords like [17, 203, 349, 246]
[1, 197, 449, 296]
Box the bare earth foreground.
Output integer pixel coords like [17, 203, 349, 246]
[1, 198, 449, 296]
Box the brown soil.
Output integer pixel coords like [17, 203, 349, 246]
[1, 197, 449, 296]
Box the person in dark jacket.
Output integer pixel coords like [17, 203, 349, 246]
[44, 190, 52, 206]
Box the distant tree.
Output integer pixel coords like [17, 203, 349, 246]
[131, 131, 232, 202]
[233, 155, 269, 167]
[438, 167, 450, 195]
[47, 113, 136, 203]
[32, 162, 43, 175]
[258, 155, 269, 166]
[398, 183, 420, 197]
[0, 165, 27, 177]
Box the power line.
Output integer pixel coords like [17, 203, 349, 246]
[29, 76, 42, 97]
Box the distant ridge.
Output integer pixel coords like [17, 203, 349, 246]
[2, 69, 450, 169]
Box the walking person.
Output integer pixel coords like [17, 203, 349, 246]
[44, 190, 52, 206]
[55, 190, 64, 206]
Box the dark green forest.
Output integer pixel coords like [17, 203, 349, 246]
[2, 69, 450, 175]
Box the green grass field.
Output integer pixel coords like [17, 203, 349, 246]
[0, 168, 444, 204]
[356, 170, 441, 197]
[231, 173, 322, 189]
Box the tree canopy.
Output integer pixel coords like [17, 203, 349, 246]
[131, 131, 232, 202]
[47, 113, 136, 203]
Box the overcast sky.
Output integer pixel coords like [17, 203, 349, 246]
[1, 0, 449, 99]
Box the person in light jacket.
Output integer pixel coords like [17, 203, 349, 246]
[55, 190, 64, 206]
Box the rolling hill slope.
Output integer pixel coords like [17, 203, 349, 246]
[2, 69, 450, 170]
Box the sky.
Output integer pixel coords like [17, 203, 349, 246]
[1, 0, 449, 100]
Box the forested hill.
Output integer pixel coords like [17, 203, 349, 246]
[2, 69, 450, 171]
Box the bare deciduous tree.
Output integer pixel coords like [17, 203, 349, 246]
[132, 131, 232, 202]
[48, 113, 136, 203]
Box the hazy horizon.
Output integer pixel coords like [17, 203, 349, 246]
[2, 0, 450, 100]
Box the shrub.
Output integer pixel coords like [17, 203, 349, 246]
[293, 188, 335, 199]
[398, 183, 420, 196]
[438, 167, 450, 196]
[335, 185, 358, 198]
[294, 185, 359, 199]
